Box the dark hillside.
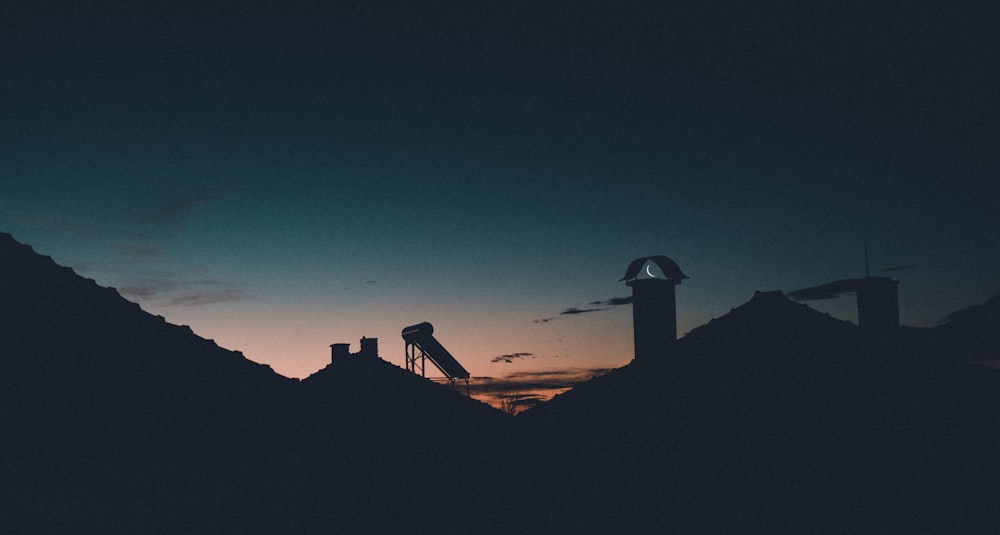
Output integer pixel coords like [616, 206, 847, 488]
[4, 231, 999, 533]
[293, 356, 516, 531]
[521, 291, 1000, 532]
[0, 232, 514, 532]
[904, 292, 1000, 362]
[0, 232, 303, 531]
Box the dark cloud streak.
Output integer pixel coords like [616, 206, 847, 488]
[490, 352, 534, 363]
[787, 279, 860, 301]
[534, 295, 632, 323]
[589, 296, 632, 306]
[560, 307, 605, 315]
[467, 367, 615, 401]
[167, 288, 249, 307]
[118, 277, 250, 307]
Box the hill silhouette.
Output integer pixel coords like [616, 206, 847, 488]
[3, 231, 1000, 532]
[0, 232, 510, 532]
[521, 290, 1000, 532]
[293, 354, 514, 531]
[902, 291, 1000, 364]
[0, 232, 302, 531]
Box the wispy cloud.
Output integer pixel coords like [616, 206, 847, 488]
[166, 288, 249, 307]
[467, 367, 616, 412]
[131, 193, 216, 231]
[560, 307, 604, 315]
[118, 192, 221, 256]
[8, 192, 243, 309]
[490, 352, 534, 363]
[534, 306, 605, 323]
[534, 295, 632, 323]
[497, 368, 616, 387]
[470, 368, 615, 394]
[589, 296, 633, 306]
[7, 190, 218, 266]
[118, 277, 250, 307]
[117, 283, 163, 301]
[11, 187, 218, 241]
[787, 279, 860, 301]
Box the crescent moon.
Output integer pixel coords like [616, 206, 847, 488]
[645, 264, 656, 278]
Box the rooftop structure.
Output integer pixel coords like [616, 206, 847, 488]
[623, 256, 687, 362]
[330, 337, 379, 363]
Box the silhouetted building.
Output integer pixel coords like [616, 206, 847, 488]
[330, 343, 351, 363]
[857, 277, 899, 332]
[787, 272, 902, 338]
[330, 337, 379, 364]
[622, 256, 688, 362]
[360, 336, 378, 358]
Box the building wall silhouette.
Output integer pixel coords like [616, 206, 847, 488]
[857, 277, 899, 332]
[628, 278, 679, 361]
[330, 337, 379, 363]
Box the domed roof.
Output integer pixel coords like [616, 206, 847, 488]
[621, 255, 688, 282]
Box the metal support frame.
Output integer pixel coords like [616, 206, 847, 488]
[405, 339, 472, 397]
[405, 340, 425, 377]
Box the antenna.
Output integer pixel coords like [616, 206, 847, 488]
[864, 240, 870, 278]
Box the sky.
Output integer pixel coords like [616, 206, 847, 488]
[3, 2, 999, 404]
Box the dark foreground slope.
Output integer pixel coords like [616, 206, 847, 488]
[293, 357, 515, 531]
[522, 291, 1000, 532]
[902, 292, 1000, 364]
[5, 230, 1000, 533]
[0, 232, 514, 533]
[0, 233, 306, 531]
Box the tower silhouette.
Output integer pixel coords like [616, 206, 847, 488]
[857, 241, 900, 333]
[622, 256, 687, 362]
[857, 276, 899, 332]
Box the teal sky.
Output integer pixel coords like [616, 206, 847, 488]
[3, 2, 998, 385]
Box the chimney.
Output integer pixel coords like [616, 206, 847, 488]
[330, 343, 350, 363]
[857, 277, 899, 332]
[359, 337, 378, 358]
[622, 256, 687, 362]
[628, 278, 680, 361]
